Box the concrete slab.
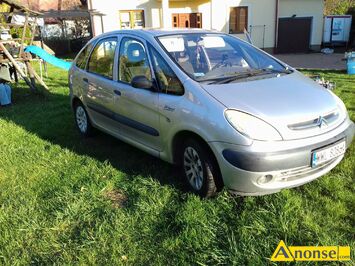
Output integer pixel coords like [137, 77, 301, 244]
[272, 53, 347, 70]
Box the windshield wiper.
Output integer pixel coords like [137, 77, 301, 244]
[204, 68, 273, 84]
[205, 72, 255, 84]
[261, 68, 293, 74]
[203, 68, 293, 84]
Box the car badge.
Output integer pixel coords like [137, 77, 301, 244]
[317, 116, 328, 128]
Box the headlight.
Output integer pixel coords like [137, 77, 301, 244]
[328, 90, 348, 120]
[225, 110, 282, 141]
[334, 94, 347, 118]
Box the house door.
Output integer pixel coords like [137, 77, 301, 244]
[276, 17, 312, 53]
[172, 13, 202, 28]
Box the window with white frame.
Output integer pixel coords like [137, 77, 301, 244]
[119, 10, 145, 29]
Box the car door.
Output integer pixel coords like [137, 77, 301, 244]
[112, 36, 161, 151]
[83, 37, 120, 134]
[70, 41, 94, 102]
[147, 44, 186, 149]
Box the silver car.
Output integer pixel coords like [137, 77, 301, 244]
[69, 29, 354, 197]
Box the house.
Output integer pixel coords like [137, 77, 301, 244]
[17, 0, 87, 11]
[88, 0, 325, 53]
[13, 0, 95, 54]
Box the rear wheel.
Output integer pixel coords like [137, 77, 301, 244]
[181, 138, 221, 197]
[74, 101, 94, 137]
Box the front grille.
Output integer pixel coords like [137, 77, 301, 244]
[288, 110, 339, 131]
[275, 158, 337, 182]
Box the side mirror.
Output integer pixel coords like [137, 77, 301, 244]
[131, 76, 156, 91]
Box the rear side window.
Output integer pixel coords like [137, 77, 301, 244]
[148, 45, 184, 95]
[75, 43, 93, 69]
[87, 38, 117, 79]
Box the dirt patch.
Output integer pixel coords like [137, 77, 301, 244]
[103, 189, 128, 208]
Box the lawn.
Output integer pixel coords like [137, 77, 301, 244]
[0, 66, 354, 265]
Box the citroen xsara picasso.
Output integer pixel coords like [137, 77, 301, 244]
[69, 29, 354, 197]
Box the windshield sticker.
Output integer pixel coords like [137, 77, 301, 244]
[187, 40, 196, 47]
[194, 73, 205, 77]
[160, 37, 185, 52]
[241, 59, 249, 68]
[202, 36, 226, 48]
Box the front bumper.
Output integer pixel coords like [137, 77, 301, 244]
[209, 119, 354, 196]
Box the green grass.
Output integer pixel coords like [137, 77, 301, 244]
[0, 67, 354, 265]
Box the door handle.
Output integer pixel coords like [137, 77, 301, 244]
[164, 105, 175, 112]
[83, 78, 88, 83]
[114, 90, 121, 96]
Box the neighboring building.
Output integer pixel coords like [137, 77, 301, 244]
[88, 0, 325, 53]
[14, 0, 92, 54]
[19, 0, 87, 11]
[25, 0, 58, 11]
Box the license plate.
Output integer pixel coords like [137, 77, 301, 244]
[311, 141, 346, 167]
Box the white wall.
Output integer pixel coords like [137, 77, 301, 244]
[89, 0, 324, 49]
[168, 0, 212, 30]
[210, 0, 276, 48]
[90, 0, 161, 35]
[90, 0, 277, 48]
[279, 0, 324, 46]
[90, 0, 212, 35]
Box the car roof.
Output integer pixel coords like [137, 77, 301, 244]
[96, 28, 221, 39]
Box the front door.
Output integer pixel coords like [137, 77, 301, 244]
[114, 36, 161, 152]
[172, 13, 202, 28]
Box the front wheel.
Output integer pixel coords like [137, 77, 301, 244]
[181, 139, 221, 198]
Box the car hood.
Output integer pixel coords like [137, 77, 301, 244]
[201, 71, 345, 140]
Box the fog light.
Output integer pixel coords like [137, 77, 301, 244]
[257, 174, 273, 185]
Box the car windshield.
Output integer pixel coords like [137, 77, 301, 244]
[157, 33, 290, 83]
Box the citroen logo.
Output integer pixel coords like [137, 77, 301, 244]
[317, 116, 328, 128]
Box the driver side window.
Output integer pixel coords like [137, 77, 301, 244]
[149, 45, 184, 95]
[118, 38, 152, 84]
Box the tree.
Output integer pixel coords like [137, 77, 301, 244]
[71, 18, 90, 39]
[0, 3, 10, 24]
[324, 0, 355, 15]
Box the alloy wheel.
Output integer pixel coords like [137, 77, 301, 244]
[183, 146, 204, 190]
[76, 106, 88, 133]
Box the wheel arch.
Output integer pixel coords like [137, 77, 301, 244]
[71, 96, 82, 110]
[171, 131, 202, 163]
[171, 130, 224, 189]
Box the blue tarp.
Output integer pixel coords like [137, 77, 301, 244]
[0, 83, 11, 106]
[25, 46, 72, 71]
[347, 52, 355, 75]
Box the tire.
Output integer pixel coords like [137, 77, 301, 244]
[74, 101, 94, 137]
[181, 138, 221, 198]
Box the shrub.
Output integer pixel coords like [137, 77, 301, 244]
[324, 0, 355, 15]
